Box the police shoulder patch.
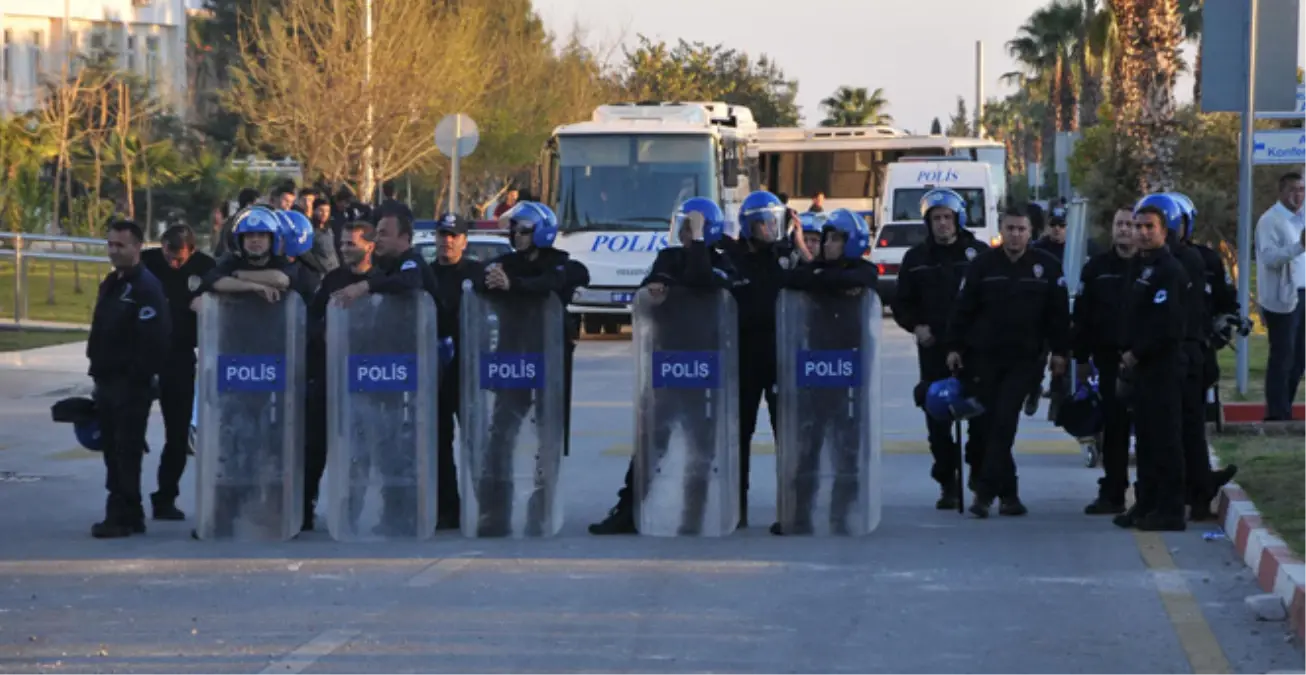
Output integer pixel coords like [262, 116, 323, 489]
[1141, 266, 1154, 280]
[779, 257, 792, 270]
[965, 248, 977, 261]
[139, 306, 157, 321]
[1032, 263, 1043, 279]
[1057, 276, 1067, 288]
[187, 275, 202, 292]
[400, 260, 418, 271]
[1153, 289, 1167, 304]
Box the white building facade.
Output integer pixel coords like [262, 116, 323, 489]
[0, 0, 189, 115]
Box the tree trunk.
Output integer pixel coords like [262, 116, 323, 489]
[1059, 56, 1079, 132]
[1192, 47, 1203, 109]
[46, 262, 56, 305]
[1131, 0, 1183, 193]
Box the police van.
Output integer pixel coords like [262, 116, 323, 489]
[871, 158, 1002, 303]
[534, 101, 759, 335]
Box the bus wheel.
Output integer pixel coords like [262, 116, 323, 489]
[583, 316, 603, 335]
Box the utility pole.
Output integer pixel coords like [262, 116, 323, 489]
[362, 0, 374, 203]
[1234, 0, 1260, 395]
[974, 41, 985, 138]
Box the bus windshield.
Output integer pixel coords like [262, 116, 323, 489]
[554, 133, 719, 232]
[891, 187, 987, 229]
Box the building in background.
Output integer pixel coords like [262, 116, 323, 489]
[0, 0, 189, 115]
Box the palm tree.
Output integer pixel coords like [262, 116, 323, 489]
[1007, 1, 1083, 134]
[1117, 0, 1184, 192]
[1077, 0, 1117, 128]
[818, 86, 892, 127]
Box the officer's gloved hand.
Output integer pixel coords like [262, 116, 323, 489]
[439, 337, 455, 368]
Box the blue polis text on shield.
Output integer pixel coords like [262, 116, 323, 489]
[217, 354, 286, 393]
[349, 354, 418, 393]
[652, 351, 721, 389]
[797, 349, 861, 388]
[481, 352, 545, 390]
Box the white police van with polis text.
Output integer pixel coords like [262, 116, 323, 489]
[871, 158, 1002, 303]
[536, 101, 759, 336]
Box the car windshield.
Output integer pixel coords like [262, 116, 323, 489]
[891, 187, 987, 229]
[553, 133, 719, 232]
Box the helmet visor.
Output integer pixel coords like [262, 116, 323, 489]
[743, 203, 786, 243]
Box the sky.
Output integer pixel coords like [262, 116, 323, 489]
[531, 0, 1198, 131]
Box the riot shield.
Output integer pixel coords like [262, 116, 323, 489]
[325, 292, 439, 542]
[631, 286, 739, 537]
[459, 285, 566, 538]
[194, 293, 306, 541]
[1064, 199, 1090, 387]
[775, 288, 882, 536]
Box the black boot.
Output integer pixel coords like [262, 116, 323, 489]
[935, 484, 959, 510]
[968, 494, 993, 519]
[91, 519, 133, 539]
[151, 493, 185, 521]
[588, 503, 636, 535]
[1084, 496, 1126, 515]
[998, 496, 1028, 517]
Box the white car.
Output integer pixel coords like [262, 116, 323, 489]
[414, 232, 512, 265]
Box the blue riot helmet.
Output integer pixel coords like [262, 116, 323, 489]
[820, 208, 871, 260]
[1056, 377, 1104, 437]
[670, 197, 727, 246]
[74, 419, 103, 452]
[797, 212, 821, 234]
[232, 206, 282, 260]
[1134, 193, 1185, 234]
[920, 188, 968, 229]
[500, 201, 558, 249]
[1168, 193, 1197, 239]
[738, 191, 786, 243]
[925, 376, 986, 421]
[275, 209, 315, 258]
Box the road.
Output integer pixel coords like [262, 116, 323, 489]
[0, 325, 1301, 674]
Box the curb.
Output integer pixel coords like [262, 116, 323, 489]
[1216, 483, 1305, 640]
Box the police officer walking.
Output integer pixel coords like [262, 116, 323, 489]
[87, 220, 171, 538]
[945, 205, 1070, 518]
[892, 189, 989, 509]
[1072, 206, 1139, 515]
[302, 220, 378, 531]
[1115, 195, 1191, 532]
[589, 198, 738, 535]
[140, 225, 214, 521]
[430, 213, 483, 530]
[720, 190, 791, 528]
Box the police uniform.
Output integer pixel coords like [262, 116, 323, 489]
[590, 239, 738, 535]
[945, 247, 1070, 515]
[472, 246, 589, 536]
[139, 247, 215, 519]
[87, 264, 171, 538]
[431, 220, 484, 528]
[1070, 247, 1137, 513]
[779, 255, 878, 533]
[1118, 246, 1190, 531]
[1167, 235, 1219, 520]
[893, 228, 988, 506]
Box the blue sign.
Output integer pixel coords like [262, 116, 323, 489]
[652, 351, 720, 389]
[349, 354, 418, 393]
[1251, 130, 1306, 166]
[481, 352, 545, 390]
[217, 354, 285, 393]
[589, 233, 671, 253]
[796, 349, 861, 388]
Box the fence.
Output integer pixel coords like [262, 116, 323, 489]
[0, 232, 117, 328]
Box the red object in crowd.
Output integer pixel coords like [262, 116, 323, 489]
[1221, 402, 1306, 423]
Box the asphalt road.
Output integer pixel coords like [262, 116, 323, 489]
[0, 326, 1301, 674]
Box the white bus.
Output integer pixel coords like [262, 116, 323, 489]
[536, 102, 759, 335]
[753, 127, 1007, 222]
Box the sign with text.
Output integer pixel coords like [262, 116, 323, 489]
[348, 354, 418, 393]
[217, 354, 285, 393]
[796, 349, 862, 388]
[480, 352, 545, 390]
[1250, 130, 1306, 165]
[652, 350, 721, 389]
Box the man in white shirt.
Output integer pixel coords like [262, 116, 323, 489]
[1254, 171, 1306, 421]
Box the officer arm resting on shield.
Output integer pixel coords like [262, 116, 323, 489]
[1042, 256, 1072, 375]
[780, 209, 877, 295]
[197, 254, 283, 303]
[943, 251, 988, 371]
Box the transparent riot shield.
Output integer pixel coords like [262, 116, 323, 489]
[775, 289, 882, 536]
[632, 286, 739, 537]
[195, 293, 306, 541]
[459, 286, 566, 538]
[325, 292, 439, 542]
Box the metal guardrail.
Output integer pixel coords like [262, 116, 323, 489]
[0, 232, 114, 327]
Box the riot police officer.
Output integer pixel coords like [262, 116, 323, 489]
[200, 207, 317, 301]
[589, 198, 739, 535]
[1072, 206, 1139, 515]
[329, 202, 437, 307]
[720, 190, 790, 527]
[1115, 195, 1191, 532]
[945, 204, 1070, 517]
[773, 208, 878, 535]
[302, 220, 377, 531]
[472, 201, 589, 536]
[88, 220, 171, 538]
[893, 188, 989, 509]
[140, 225, 214, 522]
[430, 213, 483, 530]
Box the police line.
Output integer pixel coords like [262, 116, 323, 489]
[189, 283, 883, 542]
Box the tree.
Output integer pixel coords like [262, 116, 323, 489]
[1118, 0, 1184, 192]
[946, 97, 971, 137]
[617, 36, 800, 127]
[819, 86, 891, 127]
[929, 117, 943, 135]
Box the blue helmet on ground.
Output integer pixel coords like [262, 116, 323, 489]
[819, 208, 872, 259]
[500, 201, 558, 248]
[1056, 377, 1104, 437]
[232, 206, 282, 256]
[1134, 193, 1184, 233]
[738, 191, 786, 243]
[921, 188, 968, 229]
[275, 209, 315, 257]
[670, 197, 727, 246]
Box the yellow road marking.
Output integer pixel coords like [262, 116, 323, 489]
[47, 446, 98, 461]
[1133, 531, 1232, 674]
[599, 440, 1081, 457]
